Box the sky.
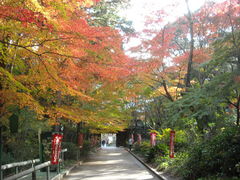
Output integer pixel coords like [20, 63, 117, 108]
[120, 0, 226, 32]
[120, 0, 226, 54]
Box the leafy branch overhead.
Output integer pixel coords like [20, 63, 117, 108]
[0, 0, 138, 132]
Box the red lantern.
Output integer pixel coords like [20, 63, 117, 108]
[51, 134, 63, 165]
[150, 132, 157, 146]
[78, 133, 84, 147]
[137, 134, 142, 144]
[169, 130, 175, 158]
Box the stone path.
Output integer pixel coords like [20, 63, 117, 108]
[63, 147, 160, 180]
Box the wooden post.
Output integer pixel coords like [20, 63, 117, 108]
[38, 129, 44, 163]
[57, 163, 60, 174]
[77, 123, 80, 145]
[46, 166, 50, 180]
[32, 171, 36, 180]
[62, 151, 64, 167]
[15, 166, 19, 174]
[32, 161, 36, 180]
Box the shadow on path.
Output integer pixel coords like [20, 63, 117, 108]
[63, 147, 160, 180]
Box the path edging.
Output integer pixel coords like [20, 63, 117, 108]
[53, 147, 101, 180]
[127, 149, 168, 180]
[51, 161, 83, 180]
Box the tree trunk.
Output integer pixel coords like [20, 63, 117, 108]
[162, 80, 174, 102]
[185, 0, 194, 88]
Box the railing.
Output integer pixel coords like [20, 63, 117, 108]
[1, 159, 40, 180]
[0, 149, 67, 180]
[4, 161, 51, 180]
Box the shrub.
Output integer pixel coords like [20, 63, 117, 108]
[8, 135, 39, 161]
[179, 127, 240, 179]
[133, 140, 168, 163]
[62, 142, 80, 160]
[1, 152, 15, 164]
[62, 140, 92, 160]
[157, 128, 188, 152]
[147, 143, 168, 163]
[80, 140, 91, 156]
[133, 141, 151, 158]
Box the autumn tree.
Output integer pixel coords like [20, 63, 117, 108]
[0, 0, 139, 148]
[129, 0, 240, 133]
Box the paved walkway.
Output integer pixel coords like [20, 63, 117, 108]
[63, 147, 160, 180]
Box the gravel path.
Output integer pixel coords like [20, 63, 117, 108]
[63, 147, 160, 180]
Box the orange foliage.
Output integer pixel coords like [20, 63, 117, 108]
[0, 6, 53, 29]
[0, 0, 138, 130]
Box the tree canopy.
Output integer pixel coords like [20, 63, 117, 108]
[0, 0, 140, 133]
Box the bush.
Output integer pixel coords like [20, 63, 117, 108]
[8, 135, 39, 161]
[80, 140, 91, 156]
[62, 142, 80, 160]
[133, 140, 168, 163]
[133, 141, 151, 158]
[62, 140, 92, 160]
[147, 143, 168, 163]
[155, 151, 189, 172]
[1, 152, 15, 165]
[179, 127, 240, 179]
[1, 152, 16, 177]
[157, 128, 188, 152]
